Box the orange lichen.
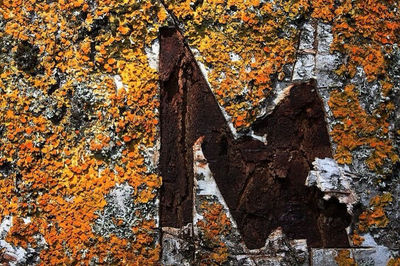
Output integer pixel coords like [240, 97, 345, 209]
[314, 0, 400, 82]
[0, 0, 166, 263]
[352, 193, 392, 245]
[311, 0, 335, 22]
[387, 257, 400, 266]
[5, 217, 42, 249]
[316, 0, 400, 174]
[166, 0, 311, 129]
[313, 0, 400, 170]
[328, 85, 398, 169]
[351, 232, 365, 247]
[361, 193, 392, 230]
[196, 201, 232, 265]
[334, 250, 357, 266]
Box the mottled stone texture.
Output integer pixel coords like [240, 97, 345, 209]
[159, 27, 350, 250]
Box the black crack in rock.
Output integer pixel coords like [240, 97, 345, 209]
[24, 250, 40, 265]
[48, 103, 67, 125]
[77, 16, 110, 42]
[0, 160, 12, 178]
[0, 124, 5, 138]
[14, 41, 42, 75]
[88, 16, 110, 38]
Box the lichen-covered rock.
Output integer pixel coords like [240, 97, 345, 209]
[0, 0, 165, 263]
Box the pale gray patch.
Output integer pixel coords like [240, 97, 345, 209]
[229, 52, 241, 62]
[306, 158, 358, 214]
[311, 247, 391, 266]
[0, 216, 12, 240]
[92, 183, 159, 240]
[299, 22, 315, 51]
[292, 54, 315, 81]
[140, 140, 160, 174]
[317, 23, 333, 54]
[161, 225, 194, 266]
[145, 39, 160, 71]
[315, 53, 344, 88]
[350, 67, 383, 114]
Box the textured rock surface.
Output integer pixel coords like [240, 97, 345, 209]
[1, 0, 400, 264]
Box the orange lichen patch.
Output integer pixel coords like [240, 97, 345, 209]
[166, 0, 311, 130]
[360, 193, 392, 229]
[328, 85, 398, 169]
[387, 257, 400, 266]
[313, 0, 400, 83]
[311, 0, 335, 22]
[334, 250, 357, 266]
[5, 217, 42, 250]
[0, 0, 166, 263]
[196, 201, 231, 265]
[314, 0, 400, 173]
[351, 232, 365, 247]
[352, 193, 392, 245]
[370, 192, 393, 207]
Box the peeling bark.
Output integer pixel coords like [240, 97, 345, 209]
[159, 27, 351, 249]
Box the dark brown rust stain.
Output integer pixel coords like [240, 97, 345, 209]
[159, 27, 350, 249]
